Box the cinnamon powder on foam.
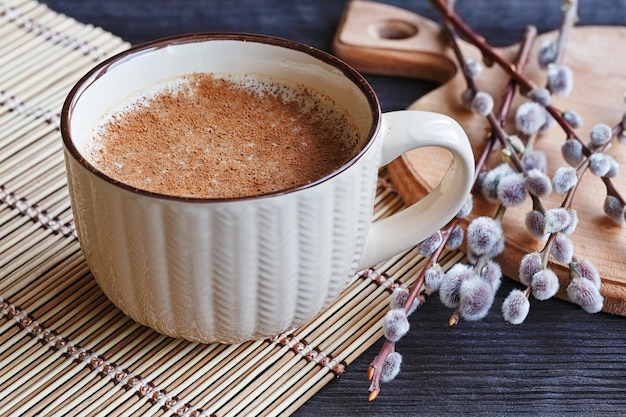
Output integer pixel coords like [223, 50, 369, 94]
[87, 73, 362, 199]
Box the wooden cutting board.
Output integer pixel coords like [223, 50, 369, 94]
[332, 0, 626, 315]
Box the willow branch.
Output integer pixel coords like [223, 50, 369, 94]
[429, 0, 624, 205]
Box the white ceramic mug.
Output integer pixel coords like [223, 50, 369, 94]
[61, 33, 474, 344]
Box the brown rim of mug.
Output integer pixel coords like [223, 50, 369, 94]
[60, 32, 381, 202]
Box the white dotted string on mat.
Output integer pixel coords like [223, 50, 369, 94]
[0, 296, 213, 417]
[0, 185, 77, 239]
[0, 2, 106, 61]
[269, 333, 346, 377]
[360, 267, 401, 291]
[0, 90, 60, 126]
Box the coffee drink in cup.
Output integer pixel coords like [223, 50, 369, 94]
[62, 34, 474, 343]
[85, 73, 364, 199]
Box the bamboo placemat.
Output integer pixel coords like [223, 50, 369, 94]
[0, 0, 464, 415]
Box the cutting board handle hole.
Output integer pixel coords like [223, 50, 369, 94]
[368, 19, 418, 40]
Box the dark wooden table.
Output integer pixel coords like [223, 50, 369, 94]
[40, 1, 626, 415]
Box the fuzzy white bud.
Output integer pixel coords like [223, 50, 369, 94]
[551, 233, 574, 264]
[537, 40, 557, 68]
[439, 263, 473, 308]
[525, 210, 548, 240]
[497, 173, 527, 207]
[570, 258, 602, 289]
[605, 157, 620, 178]
[525, 169, 552, 198]
[603, 195, 626, 225]
[418, 231, 443, 256]
[519, 251, 543, 286]
[480, 260, 502, 293]
[544, 207, 572, 234]
[562, 209, 579, 235]
[464, 58, 483, 79]
[567, 277, 604, 313]
[523, 151, 548, 173]
[471, 91, 495, 116]
[481, 163, 515, 202]
[380, 351, 403, 383]
[552, 166, 578, 194]
[515, 102, 547, 135]
[502, 289, 530, 324]
[389, 287, 420, 316]
[459, 277, 495, 321]
[588, 153, 612, 177]
[382, 309, 410, 342]
[446, 224, 465, 250]
[531, 269, 560, 300]
[547, 64, 573, 96]
[456, 195, 474, 219]
[424, 264, 445, 294]
[589, 123, 613, 147]
[563, 110, 583, 129]
[466, 216, 504, 256]
[528, 87, 551, 106]
[561, 139, 584, 167]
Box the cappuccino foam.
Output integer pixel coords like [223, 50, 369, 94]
[85, 73, 363, 198]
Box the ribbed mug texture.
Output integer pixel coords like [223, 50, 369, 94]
[64, 138, 380, 343]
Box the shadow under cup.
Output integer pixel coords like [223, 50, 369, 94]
[61, 34, 383, 344]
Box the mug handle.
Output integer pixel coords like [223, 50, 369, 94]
[357, 110, 475, 270]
